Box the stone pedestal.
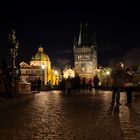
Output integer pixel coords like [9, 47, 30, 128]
[17, 81, 31, 92]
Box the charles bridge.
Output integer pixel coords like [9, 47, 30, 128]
[0, 89, 140, 140]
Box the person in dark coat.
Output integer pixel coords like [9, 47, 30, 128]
[88, 78, 93, 91]
[124, 67, 134, 105]
[81, 77, 86, 90]
[66, 76, 71, 94]
[59, 78, 66, 93]
[93, 74, 99, 90]
[111, 62, 124, 105]
[37, 77, 41, 92]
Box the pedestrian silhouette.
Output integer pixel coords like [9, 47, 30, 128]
[124, 67, 134, 105]
[37, 77, 41, 92]
[111, 62, 124, 105]
[93, 74, 99, 93]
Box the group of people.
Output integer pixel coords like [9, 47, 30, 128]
[111, 62, 134, 106]
[59, 74, 100, 94]
[59, 61, 134, 106]
[31, 77, 53, 92]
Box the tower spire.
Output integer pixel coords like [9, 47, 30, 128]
[78, 22, 89, 46]
[85, 22, 88, 46]
[74, 37, 77, 46]
[94, 32, 96, 45]
[78, 23, 82, 45]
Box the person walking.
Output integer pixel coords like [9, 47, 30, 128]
[88, 78, 93, 91]
[81, 77, 86, 90]
[111, 62, 124, 105]
[93, 74, 99, 90]
[124, 67, 134, 105]
[37, 77, 41, 92]
[66, 76, 71, 94]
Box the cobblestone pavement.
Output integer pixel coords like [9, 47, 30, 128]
[0, 90, 140, 140]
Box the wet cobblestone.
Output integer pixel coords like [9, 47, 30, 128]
[0, 90, 140, 139]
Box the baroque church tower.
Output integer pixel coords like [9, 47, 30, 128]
[73, 23, 97, 79]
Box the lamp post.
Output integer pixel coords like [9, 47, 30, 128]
[41, 63, 46, 85]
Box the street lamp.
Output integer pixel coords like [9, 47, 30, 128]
[41, 63, 46, 85]
[121, 62, 124, 69]
[54, 70, 58, 85]
[106, 71, 110, 86]
[106, 71, 110, 76]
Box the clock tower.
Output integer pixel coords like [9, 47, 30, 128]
[73, 23, 97, 79]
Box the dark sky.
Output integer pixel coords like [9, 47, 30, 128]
[0, 1, 140, 68]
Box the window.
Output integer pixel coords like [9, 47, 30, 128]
[78, 55, 81, 59]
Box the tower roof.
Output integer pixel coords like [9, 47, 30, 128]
[78, 22, 87, 46]
[77, 22, 96, 46]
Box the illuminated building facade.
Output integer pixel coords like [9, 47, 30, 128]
[63, 68, 75, 79]
[20, 45, 58, 85]
[73, 23, 97, 79]
[30, 46, 51, 85]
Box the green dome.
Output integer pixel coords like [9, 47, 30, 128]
[33, 47, 50, 61]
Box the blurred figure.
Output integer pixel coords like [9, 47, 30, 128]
[59, 78, 66, 93]
[88, 78, 93, 91]
[124, 67, 134, 105]
[93, 74, 99, 90]
[66, 76, 71, 94]
[37, 77, 41, 92]
[47, 80, 53, 90]
[81, 77, 86, 90]
[111, 62, 124, 105]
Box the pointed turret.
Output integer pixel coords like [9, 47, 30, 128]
[78, 23, 82, 45]
[93, 32, 96, 45]
[77, 22, 89, 46]
[74, 37, 77, 46]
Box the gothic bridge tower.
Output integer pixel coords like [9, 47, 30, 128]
[73, 23, 97, 79]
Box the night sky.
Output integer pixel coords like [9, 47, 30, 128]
[0, 1, 140, 68]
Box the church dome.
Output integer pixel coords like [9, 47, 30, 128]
[33, 46, 50, 61]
